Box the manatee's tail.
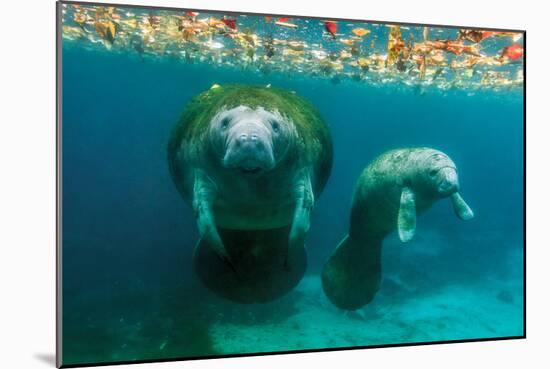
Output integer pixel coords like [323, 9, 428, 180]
[194, 226, 307, 304]
[321, 235, 382, 310]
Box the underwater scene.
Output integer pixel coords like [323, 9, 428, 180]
[59, 1, 525, 366]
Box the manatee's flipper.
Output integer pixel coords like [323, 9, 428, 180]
[287, 172, 314, 265]
[450, 192, 474, 220]
[322, 235, 382, 310]
[397, 186, 417, 242]
[192, 170, 231, 266]
[194, 226, 307, 303]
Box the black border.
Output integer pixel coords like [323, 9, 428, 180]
[56, 1, 63, 368]
[56, 1, 527, 368]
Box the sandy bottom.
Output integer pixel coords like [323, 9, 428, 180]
[209, 273, 523, 354]
[62, 232, 524, 365]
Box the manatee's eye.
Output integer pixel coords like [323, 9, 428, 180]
[220, 117, 230, 129]
[429, 169, 438, 177]
[270, 120, 280, 133]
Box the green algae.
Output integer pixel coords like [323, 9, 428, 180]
[167, 84, 333, 197]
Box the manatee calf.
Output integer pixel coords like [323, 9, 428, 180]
[321, 148, 474, 310]
[168, 84, 332, 302]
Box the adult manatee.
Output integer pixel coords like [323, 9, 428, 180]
[321, 148, 474, 310]
[168, 84, 332, 303]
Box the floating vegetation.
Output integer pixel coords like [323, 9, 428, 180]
[61, 4, 524, 92]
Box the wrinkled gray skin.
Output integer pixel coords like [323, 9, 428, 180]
[217, 106, 290, 174]
[179, 106, 315, 268]
[352, 148, 474, 242]
[322, 148, 474, 310]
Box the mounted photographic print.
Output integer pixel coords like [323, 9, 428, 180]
[57, 1, 525, 367]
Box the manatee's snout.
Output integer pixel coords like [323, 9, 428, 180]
[223, 121, 275, 174]
[437, 167, 459, 195]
